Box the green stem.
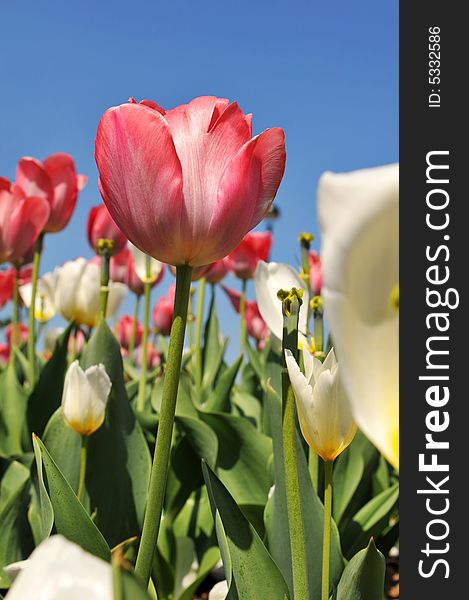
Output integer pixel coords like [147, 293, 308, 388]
[188, 291, 194, 350]
[239, 279, 247, 353]
[137, 259, 152, 412]
[27, 234, 43, 387]
[280, 289, 309, 600]
[112, 557, 124, 600]
[314, 311, 324, 353]
[129, 294, 142, 364]
[194, 277, 206, 394]
[309, 450, 319, 493]
[135, 264, 193, 586]
[9, 265, 21, 366]
[97, 248, 111, 325]
[77, 435, 89, 504]
[69, 324, 78, 365]
[322, 460, 333, 600]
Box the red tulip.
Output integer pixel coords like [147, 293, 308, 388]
[225, 231, 272, 279]
[87, 204, 128, 255]
[153, 285, 176, 336]
[0, 265, 33, 308]
[16, 154, 86, 233]
[203, 260, 229, 284]
[95, 96, 286, 267]
[117, 314, 143, 350]
[222, 285, 268, 347]
[308, 250, 323, 296]
[0, 343, 9, 364]
[6, 323, 29, 347]
[0, 179, 50, 264]
[110, 247, 164, 295]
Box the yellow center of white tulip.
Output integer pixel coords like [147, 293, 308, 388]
[390, 284, 399, 312]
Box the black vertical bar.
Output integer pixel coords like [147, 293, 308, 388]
[401, 3, 465, 596]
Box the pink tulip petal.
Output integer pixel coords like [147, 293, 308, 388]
[95, 103, 185, 264]
[207, 128, 285, 260]
[4, 196, 50, 263]
[16, 157, 52, 201]
[43, 153, 80, 232]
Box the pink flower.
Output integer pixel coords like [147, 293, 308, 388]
[6, 323, 29, 347]
[68, 328, 86, 355]
[87, 204, 128, 255]
[0, 343, 9, 364]
[225, 231, 272, 279]
[117, 315, 143, 350]
[110, 247, 164, 295]
[109, 247, 129, 284]
[222, 285, 268, 347]
[0, 179, 50, 264]
[153, 285, 176, 336]
[0, 265, 33, 309]
[16, 154, 86, 233]
[168, 263, 209, 282]
[308, 251, 322, 296]
[95, 96, 285, 267]
[203, 259, 229, 284]
[135, 343, 162, 370]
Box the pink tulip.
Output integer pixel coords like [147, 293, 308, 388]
[308, 250, 323, 296]
[225, 231, 272, 279]
[95, 96, 286, 267]
[168, 263, 209, 282]
[135, 343, 162, 370]
[0, 265, 33, 308]
[87, 203, 128, 255]
[109, 247, 129, 284]
[0, 179, 50, 264]
[68, 328, 86, 355]
[6, 323, 29, 347]
[203, 260, 229, 284]
[223, 285, 268, 347]
[110, 247, 164, 295]
[117, 314, 143, 350]
[153, 285, 176, 336]
[16, 154, 86, 233]
[0, 343, 9, 364]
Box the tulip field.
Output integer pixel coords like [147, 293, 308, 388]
[0, 97, 399, 599]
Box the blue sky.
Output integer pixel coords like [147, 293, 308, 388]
[0, 0, 398, 353]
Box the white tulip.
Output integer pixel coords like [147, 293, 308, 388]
[317, 164, 399, 468]
[208, 580, 229, 600]
[62, 360, 111, 436]
[5, 535, 112, 599]
[254, 261, 309, 342]
[55, 258, 127, 327]
[128, 241, 164, 283]
[285, 347, 356, 462]
[43, 327, 65, 353]
[20, 269, 60, 322]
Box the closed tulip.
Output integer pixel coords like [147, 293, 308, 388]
[117, 314, 143, 350]
[152, 284, 176, 336]
[254, 261, 309, 342]
[20, 269, 59, 322]
[308, 250, 323, 296]
[16, 154, 86, 233]
[55, 258, 127, 327]
[95, 96, 286, 267]
[203, 259, 229, 284]
[0, 179, 50, 264]
[61, 360, 112, 436]
[87, 203, 128, 256]
[225, 231, 272, 279]
[223, 285, 268, 347]
[285, 347, 356, 462]
[317, 164, 399, 469]
[128, 242, 164, 283]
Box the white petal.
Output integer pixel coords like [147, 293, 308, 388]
[254, 261, 309, 340]
[19, 283, 32, 308]
[85, 363, 112, 427]
[106, 282, 128, 319]
[128, 241, 163, 283]
[318, 164, 399, 468]
[6, 535, 112, 600]
[208, 580, 229, 600]
[61, 361, 91, 433]
[75, 262, 101, 326]
[55, 258, 88, 323]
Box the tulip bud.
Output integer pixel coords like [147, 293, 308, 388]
[128, 242, 164, 284]
[87, 204, 127, 256]
[152, 285, 176, 336]
[61, 361, 112, 436]
[225, 231, 272, 280]
[285, 347, 356, 462]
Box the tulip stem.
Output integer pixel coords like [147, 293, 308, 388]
[314, 311, 324, 353]
[239, 279, 247, 353]
[77, 435, 89, 504]
[9, 265, 21, 365]
[129, 294, 141, 365]
[309, 450, 319, 493]
[280, 289, 309, 600]
[97, 245, 111, 324]
[137, 258, 152, 412]
[194, 277, 206, 394]
[135, 264, 193, 586]
[27, 234, 43, 388]
[322, 460, 333, 600]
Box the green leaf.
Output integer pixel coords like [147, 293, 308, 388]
[200, 412, 272, 506]
[232, 390, 262, 429]
[177, 545, 220, 600]
[341, 482, 399, 558]
[245, 340, 264, 385]
[27, 323, 73, 437]
[202, 293, 227, 390]
[32, 435, 110, 561]
[0, 364, 28, 456]
[42, 321, 152, 548]
[335, 539, 385, 599]
[203, 355, 242, 412]
[202, 461, 290, 600]
[32, 435, 54, 541]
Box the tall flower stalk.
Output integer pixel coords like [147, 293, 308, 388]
[136, 257, 153, 412]
[322, 460, 333, 600]
[97, 239, 114, 324]
[128, 294, 141, 363]
[278, 287, 309, 600]
[135, 264, 192, 584]
[27, 234, 44, 387]
[194, 276, 206, 394]
[239, 279, 247, 352]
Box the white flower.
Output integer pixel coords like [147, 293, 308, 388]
[285, 347, 356, 462]
[62, 360, 111, 436]
[254, 261, 309, 341]
[55, 258, 127, 327]
[5, 535, 112, 599]
[128, 241, 164, 283]
[208, 580, 229, 600]
[317, 163, 399, 468]
[20, 269, 60, 322]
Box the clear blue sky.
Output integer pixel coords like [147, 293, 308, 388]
[0, 0, 398, 353]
